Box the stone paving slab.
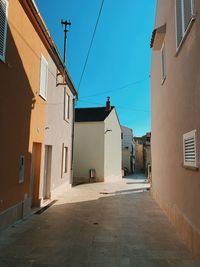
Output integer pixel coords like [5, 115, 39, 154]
[0, 176, 200, 267]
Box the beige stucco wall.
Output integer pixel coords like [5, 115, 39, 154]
[42, 56, 74, 198]
[121, 126, 134, 173]
[104, 109, 122, 182]
[122, 150, 131, 172]
[73, 122, 105, 183]
[135, 144, 144, 171]
[151, 0, 200, 258]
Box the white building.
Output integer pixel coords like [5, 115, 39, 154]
[73, 98, 122, 184]
[121, 126, 135, 175]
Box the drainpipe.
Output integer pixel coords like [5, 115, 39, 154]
[70, 96, 76, 186]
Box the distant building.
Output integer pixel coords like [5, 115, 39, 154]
[121, 126, 135, 175]
[134, 132, 151, 175]
[73, 98, 122, 184]
[134, 137, 145, 172]
[151, 0, 200, 257]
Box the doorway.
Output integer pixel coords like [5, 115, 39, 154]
[43, 145, 52, 200]
[30, 142, 42, 208]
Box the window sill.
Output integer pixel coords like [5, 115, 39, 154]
[182, 164, 199, 171]
[39, 94, 47, 101]
[64, 118, 70, 123]
[175, 16, 195, 57]
[161, 76, 166, 85]
[0, 56, 5, 63]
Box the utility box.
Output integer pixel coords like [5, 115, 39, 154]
[89, 169, 96, 183]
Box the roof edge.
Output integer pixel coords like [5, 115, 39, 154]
[24, 0, 78, 96]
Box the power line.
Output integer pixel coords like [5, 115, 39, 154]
[79, 76, 150, 99]
[78, 99, 150, 113]
[77, 0, 105, 93]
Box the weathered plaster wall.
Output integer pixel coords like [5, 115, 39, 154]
[151, 0, 200, 258]
[73, 122, 104, 183]
[42, 56, 74, 198]
[104, 109, 122, 182]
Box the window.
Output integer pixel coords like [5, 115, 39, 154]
[183, 129, 197, 168]
[161, 43, 166, 82]
[64, 88, 70, 121]
[62, 144, 68, 175]
[39, 55, 48, 100]
[176, 0, 195, 49]
[0, 0, 8, 62]
[19, 155, 25, 183]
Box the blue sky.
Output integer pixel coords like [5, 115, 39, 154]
[35, 0, 156, 136]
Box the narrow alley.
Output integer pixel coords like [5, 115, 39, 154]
[0, 175, 199, 267]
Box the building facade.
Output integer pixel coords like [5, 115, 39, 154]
[73, 99, 122, 184]
[151, 0, 200, 257]
[0, 0, 77, 230]
[121, 126, 135, 175]
[134, 137, 145, 172]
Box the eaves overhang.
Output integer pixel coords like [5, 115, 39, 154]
[21, 0, 77, 96]
[150, 24, 166, 50]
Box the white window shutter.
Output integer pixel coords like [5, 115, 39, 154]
[161, 44, 166, 81]
[64, 88, 70, 120]
[0, 0, 8, 62]
[183, 0, 193, 31]
[183, 130, 197, 168]
[176, 0, 183, 48]
[39, 55, 48, 100]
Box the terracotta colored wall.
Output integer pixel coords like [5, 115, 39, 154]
[151, 0, 200, 258]
[0, 0, 48, 213]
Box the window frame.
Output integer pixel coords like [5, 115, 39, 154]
[0, 0, 8, 62]
[183, 129, 198, 168]
[160, 42, 167, 83]
[39, 54, 48, 100]
[64, 88, 70, 121]
[61, 144, 68, 176]
[175, 0, 195, 51]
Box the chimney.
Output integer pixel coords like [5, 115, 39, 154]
[106, 96, 111, 111]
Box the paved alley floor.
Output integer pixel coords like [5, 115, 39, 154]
[0, 175, 200, 267]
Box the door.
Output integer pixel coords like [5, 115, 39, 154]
[43, 145, 52, 200]
[30, 143, 42, 208]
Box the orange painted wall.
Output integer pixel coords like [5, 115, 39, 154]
[0, 0, 48, 212]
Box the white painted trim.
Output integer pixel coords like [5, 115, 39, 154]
[175, 0, 196, 52]
[183, 129, 197, 168]
[39, 54, 48, 101]
[160, 42, 166, 84]
[64, 87, 70, 122]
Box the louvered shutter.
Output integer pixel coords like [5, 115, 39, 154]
[0, 0, 8, 62]
[183, 0, 193, 31]
[39, 55, 48, 100]
[176, 0, 183, 48]
[183, 130, 197, 167]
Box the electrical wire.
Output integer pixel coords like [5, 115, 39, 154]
[79, 76, 150, 99]
[78, 99, 150, 113]
[77, 0, 105, 93]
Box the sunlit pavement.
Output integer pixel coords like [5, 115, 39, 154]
[0, 174, 199, 267]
